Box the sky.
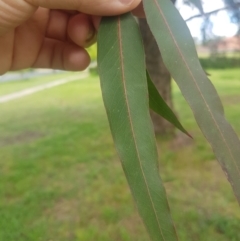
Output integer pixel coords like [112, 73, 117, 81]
[177, 0, 238, 39]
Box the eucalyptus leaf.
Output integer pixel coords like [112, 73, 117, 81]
[147, 71, 192, 138]
[98, 13, 178, 241]
[144, 0, 240, 203]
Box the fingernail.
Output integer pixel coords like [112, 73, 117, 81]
[86, 30, 95, 42]
[119, 0, 134, 5]
[85, 30, 97, 48]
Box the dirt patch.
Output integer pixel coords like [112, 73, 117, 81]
[170, 132, 194, 151]
[45, 199, 80, 222]
[120, 213, 148, 240]
[0, 131, 45, 147]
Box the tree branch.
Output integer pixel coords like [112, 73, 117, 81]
[185, 3, 240, 22]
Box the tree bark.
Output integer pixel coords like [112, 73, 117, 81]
[139, 19, 174, 136]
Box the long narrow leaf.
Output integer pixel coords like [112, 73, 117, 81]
[147, 71, 192, 138]
[144, 0, 240, 203]
[97, 13, 178, 241]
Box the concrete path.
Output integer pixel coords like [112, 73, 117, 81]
[0, 72, 89, 104]
[0, 70, 63, 83]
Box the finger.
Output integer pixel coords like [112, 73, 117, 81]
[47, 12, 97, 48]
[90, 4, 144, 32]
[67, 13, 96, 48]
[0, 0, 37, 35]
[25, 0, 142, 16]
[0, 32, 14, 74]
[91, 16, 101, 30]
[10, 8, 48, 71]
[46, 10, 70, 41]
[132, 2, 145, 18]
[32, 38, 90, 71]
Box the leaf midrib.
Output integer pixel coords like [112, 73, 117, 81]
[151, 0, 240, 177]
[117, 16, 167, 241]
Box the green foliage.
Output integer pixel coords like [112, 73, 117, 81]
[144, 0, 240, 204]
[1, 0, 239, 239]
[98, 14, 178, 241]
[200, 57, 240, 69]
[209, 215, 240, 240]
[97, 0, 240, 239]
[147, 72, 191, 137]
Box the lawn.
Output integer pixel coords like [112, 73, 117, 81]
[0, 69, 240, 241]
[0, 71, 79, 96]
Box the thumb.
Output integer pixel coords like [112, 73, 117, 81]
[25, 0, 142, 16]
[0, 0, 141, 35]
[0, 0, 37, 35]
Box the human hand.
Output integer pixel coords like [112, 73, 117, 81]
[0, 0, 141, 75]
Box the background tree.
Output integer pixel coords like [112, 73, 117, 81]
[98, 0, 240, 238]
[140, 0, 240, 136]
[139, 20, 174, 135]
[186, 0, 240, 40]
[139, 0, 176, 136]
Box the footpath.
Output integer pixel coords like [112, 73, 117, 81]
[0, 72, 89, 104]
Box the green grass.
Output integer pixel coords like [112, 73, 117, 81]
[0, 71, 79, 96]
[0, 69, 240, 241]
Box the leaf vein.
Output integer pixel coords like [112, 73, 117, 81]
[117, 16, 166, 241]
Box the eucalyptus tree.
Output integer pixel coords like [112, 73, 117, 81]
[139, 0, 176, 136]
[140, 0, 240, 136]
[224, 0, 240, 26]
[187, 0, 240, 39]
[97, 0, 240, 240]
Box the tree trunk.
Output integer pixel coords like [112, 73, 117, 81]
[139, 19, 174, 136]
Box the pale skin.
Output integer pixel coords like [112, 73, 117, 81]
[0, 0, 143, 75]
